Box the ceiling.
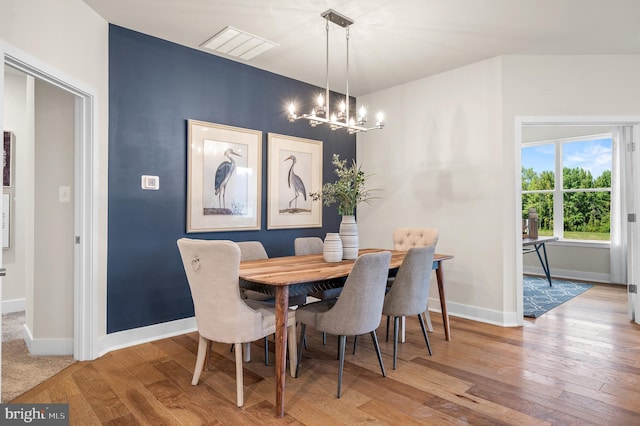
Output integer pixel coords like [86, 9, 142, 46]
[82, 0, 640, 96]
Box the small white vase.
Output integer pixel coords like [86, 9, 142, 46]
[323, 233, 343, 262]
[339, 215, 359, 260]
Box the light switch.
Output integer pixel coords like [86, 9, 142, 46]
[59, 186, 71, 203]
[141, 175, 160, 190]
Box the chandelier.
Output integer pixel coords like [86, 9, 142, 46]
[287, 9, 384, 134]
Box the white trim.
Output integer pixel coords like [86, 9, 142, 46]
[22, 323, 73, 356]
[1, 299, 26, 314]
[98, 317, 197, 358]
[1, 41, 99, 361]
[523, 267, 613, 284]
[428, 298, 519, 328]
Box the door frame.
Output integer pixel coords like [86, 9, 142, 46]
[1, 43, 98, 361]
[514, 115, 640, 324]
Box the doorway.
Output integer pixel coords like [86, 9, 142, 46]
[1, 50, 98, 363]
[515, 116, 640, 324]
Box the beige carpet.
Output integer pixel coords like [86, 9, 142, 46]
[2, 311, 76, 402]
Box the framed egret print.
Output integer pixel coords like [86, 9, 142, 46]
[267, 133, 322, 229]
[187, 120, 262, 232]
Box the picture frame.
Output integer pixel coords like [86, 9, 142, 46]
[3, 131, 14, 188]
[267, 133, 322, 229]
[3, 192, 10, 249]
[187, 120, 262, 232]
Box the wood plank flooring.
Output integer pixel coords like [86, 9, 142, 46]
[11, 283, 640, 425]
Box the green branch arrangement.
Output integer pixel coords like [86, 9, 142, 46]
[310, 154, 380, 216]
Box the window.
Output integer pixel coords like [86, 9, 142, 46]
[522, 134, 612, 242]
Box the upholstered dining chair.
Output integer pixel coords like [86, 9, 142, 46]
[295, 251, 391, 398]
[239, 241, 306, 306]
[382, 245, 436, 369]
[294, 237, 343, 302]
[177, 238, 297, 407]
[391, 227, 439, 332]
[294, 236, 324, 256]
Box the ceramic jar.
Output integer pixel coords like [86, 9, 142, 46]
[323, 233, 343, 262]
[339, 215, 359, 260]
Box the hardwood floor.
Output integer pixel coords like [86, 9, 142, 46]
[12, 283, 640, 425]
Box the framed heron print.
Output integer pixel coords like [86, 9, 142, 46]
[267, 133, 322, 229]
[187, 120, 262, 232]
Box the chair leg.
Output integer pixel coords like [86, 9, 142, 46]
[370, 330, 386, 377]
[418, 313, 433, 356]
[192, 335, 209, 385]
[234, 343, 244, 407]
[287, 323, 298, 378]
[295, 324, 306, 378]
[337, 335, 346, 398]
[264, 336, 269, 366]
[243, 342, 251, 362]
[385, 315, 390, 342]
[424, 304, 434, 332]
[352, 335, 358, 354]
[204, 339, 213, 372]
[323, 332, 326, 345]
[393, 316, 400, 370]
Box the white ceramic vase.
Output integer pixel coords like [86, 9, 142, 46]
[323, 233, 343, 262]
[339, 215, 359, 260]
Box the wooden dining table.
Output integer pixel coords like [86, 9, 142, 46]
[239, 248, 454, 417]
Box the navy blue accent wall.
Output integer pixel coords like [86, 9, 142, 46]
[107, 25, 356, 333]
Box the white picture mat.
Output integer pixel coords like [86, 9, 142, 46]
[267, 133, 322, 229]
[187, 120, 262, 232]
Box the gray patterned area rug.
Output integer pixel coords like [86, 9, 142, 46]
[524, 276, 593, 318]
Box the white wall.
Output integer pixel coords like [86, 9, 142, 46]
[0, 0, 109, 351]
[358, 54, 640, 326]
[357, 57, 508, 324]
[33, 79, 75, 341]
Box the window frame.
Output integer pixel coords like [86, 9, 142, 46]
[522, 133, 612, 244]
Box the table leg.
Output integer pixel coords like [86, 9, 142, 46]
[534, 243, 553, 287]
[274, 286, 289, 418]
[435, 262, 451, 341]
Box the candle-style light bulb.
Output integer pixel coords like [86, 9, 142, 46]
[317, 94, 324, 107]
[376, 111, 385, 128]
[339, 101, 346, 112]
[359, 106, 366, 119]
[287, 103, 296, 122]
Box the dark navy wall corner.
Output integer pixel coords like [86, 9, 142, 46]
[107, 24, 356, 333]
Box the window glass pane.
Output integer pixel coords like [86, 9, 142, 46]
[562, 137, 612, 189]
[522, 145, 555, 190]
[522, 193, 553, 236]
[563, 191, 611, 241]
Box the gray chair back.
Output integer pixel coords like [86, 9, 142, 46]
[316, 251, 391, 336]
[294, 237, 324, 255]
[236, 241, 268, 261]
[383, 246, 436, 317]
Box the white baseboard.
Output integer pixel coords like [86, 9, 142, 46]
[98, 316, 197, 358]
[22, 323, 73, 356]
[427, 297, 520, 328]
[2, 298, 26, 314]
[523, 266, 613, 284]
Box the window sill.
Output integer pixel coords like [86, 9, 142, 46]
[552, 239, 610, 249]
